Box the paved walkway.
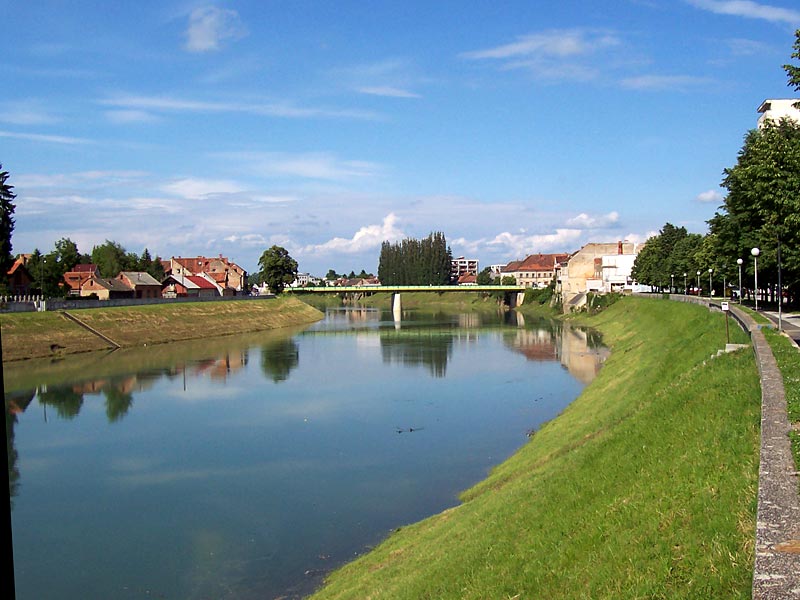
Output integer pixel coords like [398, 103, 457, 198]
[761, 309, 800, 344]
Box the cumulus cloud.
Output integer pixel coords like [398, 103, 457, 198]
[301, 213, 405, 254]
[185, 6, 247, 52]
[696, 189, 724, 203]
[686, 0, 800, 25]
[224, 233, 267, 246]
[485, 228, 584, 257]
[566, 211, 620, 228]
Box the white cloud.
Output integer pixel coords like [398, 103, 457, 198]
[620, 74, 714, 91]
[462, 29, 620, 60]
[105, 109, 159, 124]
[687, 0, 800, 25]
[217, 151, 383, 181]
[461, 29, 622, 82]
[100, 94, 380, 121]
[696, 189, 724, 203]
[485, 228, 584, 257]
[301, 213, 405, 255]
[566, 211, 620, 228]
[162, 178, 246, 200]
[185, 6, 247, 53]
[0, 102, 59, 125]
[224, 233, 267, 246]
[0, 130, 93, 145]
[356, 86, 421, 98]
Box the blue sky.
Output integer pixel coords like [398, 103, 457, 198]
[3, 0, 799, 276]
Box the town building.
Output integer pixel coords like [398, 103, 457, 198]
[560, 241, 643, 311]
[501, 253, 570, 288]
[451, 256, 478, 281]
[6, 257, 33, 295]
[757, 99, 800, 128]
[63, 264, 99, 296]
[164, 255, 247, 294]
[117, 272, 162, 299]
[80, 276, 135, 300]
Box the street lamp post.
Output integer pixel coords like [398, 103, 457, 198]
[670, 273, 674, 294]
[683, 272, 687, 296]
[696, 270, 701, 296]
[708, 268, 713, 300]
[751, 248, 760, 311]
[736, 258, 743, 304]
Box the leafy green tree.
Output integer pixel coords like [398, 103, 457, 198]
[325, 269, 338, 280]
[476, 266, 493, 285]
[91, 240, 129, 277]
[0, 164, 16, 288]
[714, 118, 800, 302]
[784, 28, 800, 104]
[258, 245, 298, 294]
[501, 276, 517, 286]
[378, 232, 452, 285]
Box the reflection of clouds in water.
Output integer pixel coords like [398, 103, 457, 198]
[165, 384, 247, 403]
[18, 456, 60, 473]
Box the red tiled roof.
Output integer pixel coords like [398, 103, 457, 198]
[185, 275, 218, 289]
[503, 253, 569, 273]
[72, 263, 98, 273]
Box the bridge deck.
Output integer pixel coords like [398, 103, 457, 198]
[288, 285, 525, 293]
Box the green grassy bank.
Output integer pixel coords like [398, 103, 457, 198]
[0, 297, 323, 362]
[310, 296, 760, 599]
[763, 328, 800, 474]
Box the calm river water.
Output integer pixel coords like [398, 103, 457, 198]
[5, 306, 606, 599]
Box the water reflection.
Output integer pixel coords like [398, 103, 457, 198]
[4, 309, 607, 600]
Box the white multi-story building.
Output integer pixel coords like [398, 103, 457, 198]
[451, 256, 479, 280]
[757, 99, 800, 128]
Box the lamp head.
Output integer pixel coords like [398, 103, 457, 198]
[708, 268, 713, 273]
[737, 258, 743, 265]
[751, 247, 760, 257]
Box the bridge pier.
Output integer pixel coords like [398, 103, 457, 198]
[392, 292, 402, 320]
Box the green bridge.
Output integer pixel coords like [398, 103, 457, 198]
[287, 285, 528, 309]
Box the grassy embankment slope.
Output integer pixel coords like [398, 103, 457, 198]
[311, 296, 760, 599]
[763, 327, 800, 474]
[0, 297, 323, 362]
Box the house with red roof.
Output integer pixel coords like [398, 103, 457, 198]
[7, 257, 33, 295]
[63, 264, 98, 296]
[501, 253, 570, 289]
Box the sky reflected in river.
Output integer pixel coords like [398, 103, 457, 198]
[5, 307, 606, 599]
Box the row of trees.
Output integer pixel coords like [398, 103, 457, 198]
[633, 31, 800, 304]
[377, 232, 452, 286]
[24, 238, 164, 297]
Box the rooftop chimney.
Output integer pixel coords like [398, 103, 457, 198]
[618, 241, 623, 255]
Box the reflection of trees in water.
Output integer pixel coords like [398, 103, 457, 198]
[39, 385, 84, 419]
[6, 390, 34, 502]
[380, 333, 454, 378]
[103, 382, 134, 423]
[260, 339, 300, 383]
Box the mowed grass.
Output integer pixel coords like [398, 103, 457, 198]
[762, 328, 800, 476]
[0, 297, 322, 361]
[310, 296, 760, 599]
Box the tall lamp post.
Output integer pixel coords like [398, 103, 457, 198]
[696, 270, 700, 296]
[751, 247, 760, 311]
[683, 272, 687, 296]
[708, 268, 713, 300]
[670, 273, 674, 294]
[736, 258, 743, 304]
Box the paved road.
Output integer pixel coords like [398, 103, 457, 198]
[761, 310, 800, 344]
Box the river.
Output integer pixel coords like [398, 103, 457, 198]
[4, 306, 607, 599]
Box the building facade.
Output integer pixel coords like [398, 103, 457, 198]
[757, 99, 800, 128]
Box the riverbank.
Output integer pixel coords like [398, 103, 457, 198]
[310, 296, 760, 599]
[302, 290, 520, 312]
[0, 296, 323, 362]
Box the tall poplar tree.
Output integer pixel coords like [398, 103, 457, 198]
[0, 163, 17, 286]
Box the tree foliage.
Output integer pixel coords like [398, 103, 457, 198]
[258, 245, 298, 294]
[91, 240, 164, 280]
[631, 223, 704, 290]
[377, 232, 452, 285]
[712, 118, 800, 299]
[0, 163, 17, 287]
[784, 28, 800, 102]
[476, 266, 493, 285]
